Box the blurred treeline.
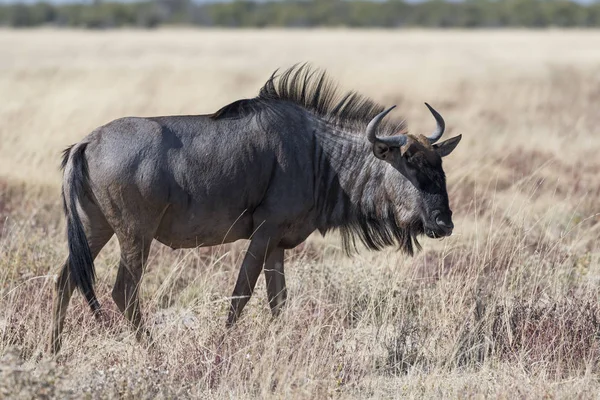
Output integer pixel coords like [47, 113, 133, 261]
[2, 0, 600, 28]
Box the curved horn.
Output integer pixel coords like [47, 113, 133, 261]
[379, 134, 407, 148]
[424, 102, 445, 143]
[366, 105, 396, 144]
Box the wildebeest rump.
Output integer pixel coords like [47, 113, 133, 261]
[51, 65, 462, 353]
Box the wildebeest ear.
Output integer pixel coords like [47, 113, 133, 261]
[433, 134, 462, 157]
[373, 142, 391, 160]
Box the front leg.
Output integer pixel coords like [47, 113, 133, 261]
[227, 236, 277, 326]
[264, 247, 286, 316]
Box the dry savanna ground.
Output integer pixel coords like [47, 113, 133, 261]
[0, 29, 599, 398]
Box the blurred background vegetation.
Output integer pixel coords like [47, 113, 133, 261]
[2, 0, 600, 29]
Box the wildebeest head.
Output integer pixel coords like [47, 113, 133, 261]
[367, 103, 461, 239]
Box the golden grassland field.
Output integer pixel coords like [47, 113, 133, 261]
[0, 29, 599, 398]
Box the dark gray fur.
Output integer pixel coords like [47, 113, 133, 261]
[51, 64, 461, 353]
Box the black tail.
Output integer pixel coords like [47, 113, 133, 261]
[61, 143, 100, 314]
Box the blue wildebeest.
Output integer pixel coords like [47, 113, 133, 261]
[51, 65, 461, 353]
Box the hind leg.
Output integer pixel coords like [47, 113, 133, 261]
[112, 234, 153, 342]
[51, 218, 113, 354]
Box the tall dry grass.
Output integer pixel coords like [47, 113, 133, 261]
[0, 29, 599, 398]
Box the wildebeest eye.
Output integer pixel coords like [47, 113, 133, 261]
[416, 172, 432, 189]
[408, 165, 440, 193]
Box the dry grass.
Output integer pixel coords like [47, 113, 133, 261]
[0, 29, 599, 398]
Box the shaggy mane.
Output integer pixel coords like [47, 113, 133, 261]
[212, 64, 406, 137]
[212, 64, 421, 255]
